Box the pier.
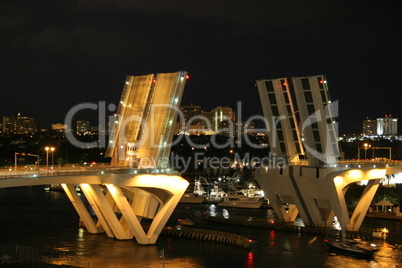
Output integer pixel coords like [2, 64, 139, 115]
[142, 223, 252, 249]
[205, 214, 389, 241]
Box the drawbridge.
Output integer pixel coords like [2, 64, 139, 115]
[255, 75, 402, 235]
[0, 71, 189, 245]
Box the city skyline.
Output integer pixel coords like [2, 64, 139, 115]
[1, 1, 401, 134]
[1, 105, 400, 136]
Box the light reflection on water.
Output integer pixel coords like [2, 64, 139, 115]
[42, 231, 207, 267]
[0, 186, 402, 267]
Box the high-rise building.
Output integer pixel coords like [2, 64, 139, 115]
[377, 115, 398, 135]
[362, 118, 377, 136]
[211, 106, 236, 132]
[2, 112, 36, 134]
[178, 105, 237, 135]
[179, 104, 203, 133]
[76, 120, 90, 134]
[180, 105, 202, 122]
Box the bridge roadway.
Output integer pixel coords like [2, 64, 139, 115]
[0, 164, 173, 181]
[0, 165, 189, 245]
[290, 160, 402, 175]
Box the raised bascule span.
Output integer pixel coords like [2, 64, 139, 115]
[255, 75, 401, 235]
[106, 71, 187, 168]
[0, 71, 189, 245]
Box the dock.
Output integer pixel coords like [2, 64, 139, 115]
[205, 214, 387, 241]
[142, 223, 252, 249]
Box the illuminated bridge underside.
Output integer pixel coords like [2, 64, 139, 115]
[0, 173, 188, 244]
[255, 165, 386, 231]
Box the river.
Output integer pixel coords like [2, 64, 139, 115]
[0, 186, 401, 267]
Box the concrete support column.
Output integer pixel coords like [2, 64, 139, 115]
[348, 178, 381, 231]
[303, 198, 327, 226]
[80, 184, 114, 238]
[285, 204, 299, 222]
[147, 191, 180, 244]
[106, 184, 149, 244]
[321, 210, 335, 227]
[331, 178, 350, 238]
[268, 195, 286, 222]
[85, 184, 131, 240]
[61, 183, 98, 234]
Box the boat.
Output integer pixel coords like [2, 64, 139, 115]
[218, 182, 262, 209]
[240, 182, 265, 199]
[204, 182, 227, 203]
[324, 239, 378, 258]
[177, 218, 195, 226]
[179, 179, 207, 204]
[193, 179, 207, 197]
[179, 192, 205, 204]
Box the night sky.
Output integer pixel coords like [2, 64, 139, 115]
[1, 0, 401, 134]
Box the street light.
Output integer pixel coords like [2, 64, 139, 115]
[45, 147, 55, 169]
[364, 143, 371, 159]
[51, 147, 55, 168]
[15, 152, 19, 172]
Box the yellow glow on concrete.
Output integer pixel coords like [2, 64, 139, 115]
[349, 170, 362, 179]
[333, 176, 343, 185]
[133, 174, 189, 191]
[368, 169, 386, 179]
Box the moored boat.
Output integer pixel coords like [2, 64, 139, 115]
[179, 179, 206, 204]
[324, 239, 378, 258]
[204, 182, 227, 204]
[218, 182, 262, 209]
[179, 192, 205, 204]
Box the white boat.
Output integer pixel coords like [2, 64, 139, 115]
[193, 179, 207, 197]
[179, 180, 206, 204]
[240, 183, 265, 199]
[218, 183, 262, 209]
[204, 182, 227, 203]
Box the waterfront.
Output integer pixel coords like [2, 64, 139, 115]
[1, 186, 402, 267]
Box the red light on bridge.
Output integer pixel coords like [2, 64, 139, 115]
[185, 75, 190, 79]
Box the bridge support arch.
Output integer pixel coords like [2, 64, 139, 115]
[0, 172, 188, 245]
[62, 174, 188, 245]
[255, 166, 386, 232]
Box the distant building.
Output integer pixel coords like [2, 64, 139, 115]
[362, 118, 377, 136]
[90, 126, 99, 134]
[180, 105, 202, 123]
[76, 120, 90, 134]
[178, 105, 236, 135]
[211, 106, 236, 133]
[2, 112, 36, 134]
[377, 115, 398, 135]
[52, 123, 67, 131]
[236, 121, 255, 135]
[179, 104, 203, 133]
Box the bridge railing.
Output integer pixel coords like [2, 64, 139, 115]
[0, 166, 179, 180]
